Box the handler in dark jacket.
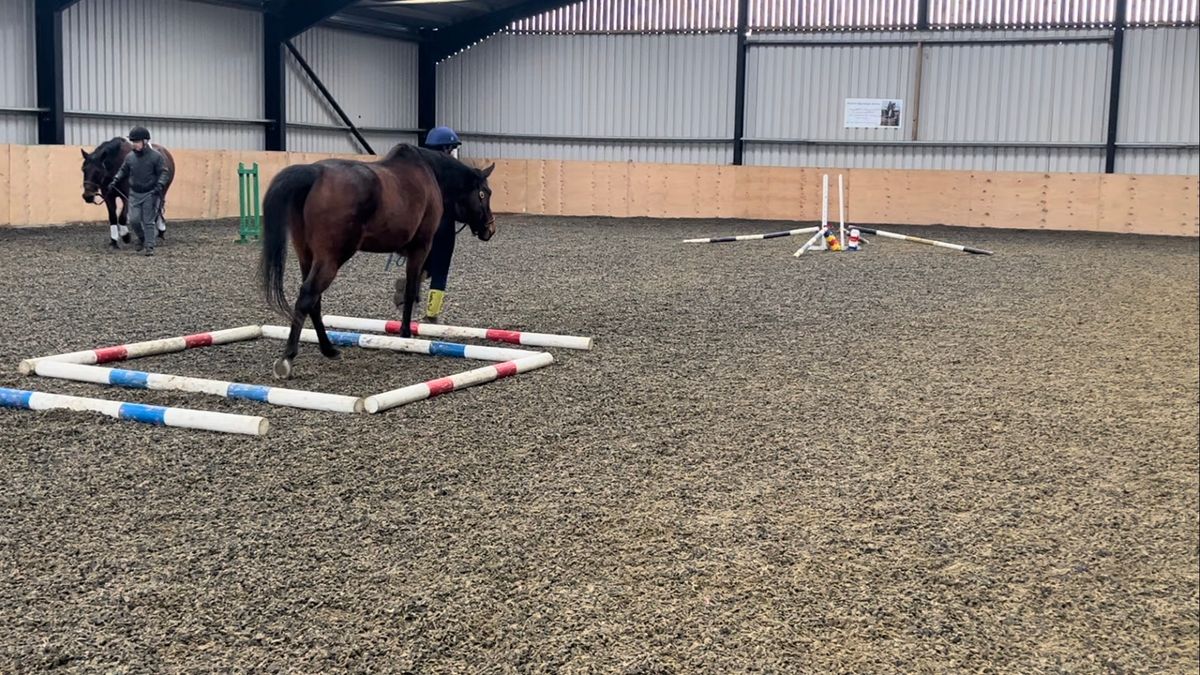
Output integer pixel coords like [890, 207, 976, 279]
[108, 126, 171, 256]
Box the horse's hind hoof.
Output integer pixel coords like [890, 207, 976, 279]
[273, 358, 293, 380]
[320, 347, 341, 360]
[121, 233, 131, 244]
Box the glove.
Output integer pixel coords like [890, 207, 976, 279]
[153, 184, 165, 196]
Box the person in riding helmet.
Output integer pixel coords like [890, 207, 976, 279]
[108, 126, 171, 256]
[421, 125, 464, 323]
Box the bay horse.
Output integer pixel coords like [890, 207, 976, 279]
[80, 137, 176, 247]
[258, 144, 496, 380]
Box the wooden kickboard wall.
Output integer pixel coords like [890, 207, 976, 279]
[2, 144, 1196, 237]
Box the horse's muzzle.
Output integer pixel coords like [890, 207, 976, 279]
[83, 193, 101, 204]
[479, 219, 496, 242]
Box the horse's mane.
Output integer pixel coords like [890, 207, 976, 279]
[89, 137, 130, 169]
[383, 143, 481, 201]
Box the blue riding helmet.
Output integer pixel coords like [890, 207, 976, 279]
[426, 126, 461, 149]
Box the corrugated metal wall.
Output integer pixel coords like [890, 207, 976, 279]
[287, 26, 419, 155]
[745, 29, 1111, 172]
[745, 41, 917, 141]
[448, 25, 1197, 176]
[441, 32, 736, 163]
[1116, 27, 1200, 174]
[0, 0, 36, 145]
[62, 0, 263, 150]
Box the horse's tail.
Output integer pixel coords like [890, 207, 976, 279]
[259, 163, 322, 317]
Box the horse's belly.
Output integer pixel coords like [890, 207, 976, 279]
[358, 230, 410, 254]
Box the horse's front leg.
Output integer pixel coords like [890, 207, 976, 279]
[396, 247, 431, 339]
[116, 196, 131, 243]
[104, 198, 121, 248]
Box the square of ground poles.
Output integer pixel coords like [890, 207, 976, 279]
[16, 317, 592, 416]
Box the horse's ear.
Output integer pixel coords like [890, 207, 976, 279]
[81, 148, 89, 160]
[480, 163, 495, 179]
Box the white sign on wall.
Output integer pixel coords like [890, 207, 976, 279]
[844, 98, 904, 129]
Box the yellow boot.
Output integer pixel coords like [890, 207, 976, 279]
[423, 289, 445, 324]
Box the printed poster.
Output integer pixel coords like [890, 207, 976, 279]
[844, 98, 904, 129]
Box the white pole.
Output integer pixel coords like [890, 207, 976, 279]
[33, 361, 363, 414]
[853, 226, 994, 255]
[682, 226, 819, 244]
[320, 316, 594, 351]
[363, 352, 555, 413]
[19, 325, 262, 375]
[260, 325, 540, 362]
[838, 174, 846, 249]
[0, 387, 269, 436]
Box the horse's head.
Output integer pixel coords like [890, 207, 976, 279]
[451, 163, 496, 242]
[80, 146, 114, 204]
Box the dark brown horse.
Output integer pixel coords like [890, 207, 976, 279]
[80, 137, 176, 246]
[259, 144, 496, 380]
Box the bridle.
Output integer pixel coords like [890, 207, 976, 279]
[83, 178, 128, 203]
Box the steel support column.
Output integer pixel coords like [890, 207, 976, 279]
[732, 0, 750, 165]
[264, 15, 286, 151]
[418, 42, 437, 146]
[1104, 0, 1129, 173]
[34, 0, 81, 145]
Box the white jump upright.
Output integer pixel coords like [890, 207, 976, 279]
[320, 316, 594, 351]
[363, 352, 555, 413]
[0, 387, 268, 436]
[32, 361, 364, 413]
[838, 174, 847, 249]
[19, 325, 261, 375]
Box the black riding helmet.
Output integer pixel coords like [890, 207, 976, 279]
[128, 126, 151, 142]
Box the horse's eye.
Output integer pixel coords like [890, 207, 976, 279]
[479, 191, 486, 200]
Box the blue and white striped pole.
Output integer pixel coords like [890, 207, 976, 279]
[32, 361, 363, 413]
[321, 315, 594, 351]
[0, 387, 268, 436]
[259, 326, 540, 362]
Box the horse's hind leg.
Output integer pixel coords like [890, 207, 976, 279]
[395, 249, 430, 339]
[309, 295, 340, 360]
[296, 255, 340, 360]
[274, 260, 339, 379]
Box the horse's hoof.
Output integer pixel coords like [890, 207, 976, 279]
[272, 358, 293, 380]
[121, 233, 131, 244]
[320, 347, 341, 360]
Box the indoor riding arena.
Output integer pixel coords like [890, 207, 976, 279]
[1, 0, 1197, 672]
